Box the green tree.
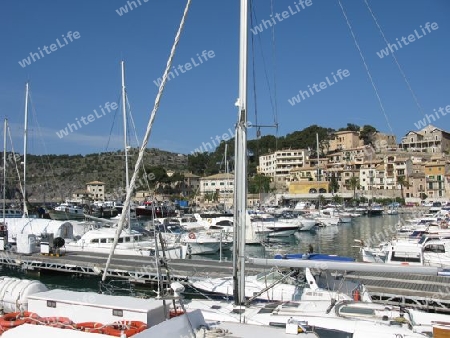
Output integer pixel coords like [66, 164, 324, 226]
[338, 123, 360, 132]
[332, 194, 343, 204]
[329, 176, 339, 193]
[347, 176, 359, 200]
[359, 125, 377, 145]
[318, 194, 326, 208]
[397, 176, 410, 200]
[248, 174, 271, 194]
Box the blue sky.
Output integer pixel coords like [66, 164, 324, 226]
[1, 0, 449, 155]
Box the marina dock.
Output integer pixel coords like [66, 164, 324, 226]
[1, 250, 450, 313]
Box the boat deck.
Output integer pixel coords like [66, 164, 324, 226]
[1, 250, 450, 312]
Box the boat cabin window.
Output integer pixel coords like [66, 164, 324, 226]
[418, 236, 429, 245]
[118, 238, 124, 243]
[339, 306, 375, 316]
[125, 237, 131, 242]
[91, 239, 99, 243]
[391, 251, 421, 263]
[100, 238, 107, 244]
[424, 244, 445, 253]
[134, 236, 139, 241]
[216, 220, 232, 226]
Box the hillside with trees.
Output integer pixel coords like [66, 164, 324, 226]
[187, 123, 379, 177]
[2, 123, 379, 203]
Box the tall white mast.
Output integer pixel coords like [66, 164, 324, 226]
[316, 132, 320, 182]
[3, 118, 6, 223]
[232, 0, 248, 306]
[23, 82, 29, 217]
[121, 60, 130, 233]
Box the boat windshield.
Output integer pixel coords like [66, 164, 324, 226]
[255, 270, 297, 285]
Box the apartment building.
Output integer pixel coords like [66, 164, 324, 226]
[199, 173, 234, 195]
[359, 160, 383, 191]
[328, 131, 363, 152]
[424, 157, 448, 199]
[401, 125, 450, 154]
[259, 149, 309, 190]
[86, 181, 105, 201]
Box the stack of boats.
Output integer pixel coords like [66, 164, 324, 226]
[357, 209, 450, 268]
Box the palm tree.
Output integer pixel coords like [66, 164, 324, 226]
[396, 175, 410, 200]
[348, 176, 359, 200]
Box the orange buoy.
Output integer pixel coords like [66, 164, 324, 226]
[76, 322, 104, 334]
[0, 312, 40, 328]
[169, 308, 185, 318]
[188, 232, 196, 239]
[103, 321, 147, 337]
[353, 289, 361, 301]
[43, 316, 74, 328]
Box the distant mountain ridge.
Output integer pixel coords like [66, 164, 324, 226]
[2, 148, 188, 203]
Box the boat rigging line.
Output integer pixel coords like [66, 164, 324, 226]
[337, 0, 394, 136]
[249, 0, 279, 140]
[363, 0, 425, 118]
[101, 0, 193, 328]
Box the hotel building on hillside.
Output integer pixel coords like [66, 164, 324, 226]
[86, 181, 105, 201]
[199, 173, 234, 195]
[258, 149, 309, 191]
[401, 125, 450, 154]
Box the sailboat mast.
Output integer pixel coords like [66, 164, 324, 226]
[23, 82, 29, 217]
[232, 0, 248, 306]
[121, 60, 131, 233]
[3, 118, 6, 223]
[316, 133, 319, 182]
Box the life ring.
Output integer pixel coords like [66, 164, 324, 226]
[188, 232, 196, 239]
[169, 308, 185, 318]
[76, 322, 104, 334]
[43, 316, 74, 328]
[0, 312, 40, 328]
[103, 321, 147, 337]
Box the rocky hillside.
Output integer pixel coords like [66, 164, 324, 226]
[2, 148, 188, 203]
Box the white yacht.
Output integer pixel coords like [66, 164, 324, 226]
[64, 227, 186, 259]
[250, 213, 300, 237]
[181, 229, 233, 255]
[190, 267, 368, 303]
[359, 236, 450, 268]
